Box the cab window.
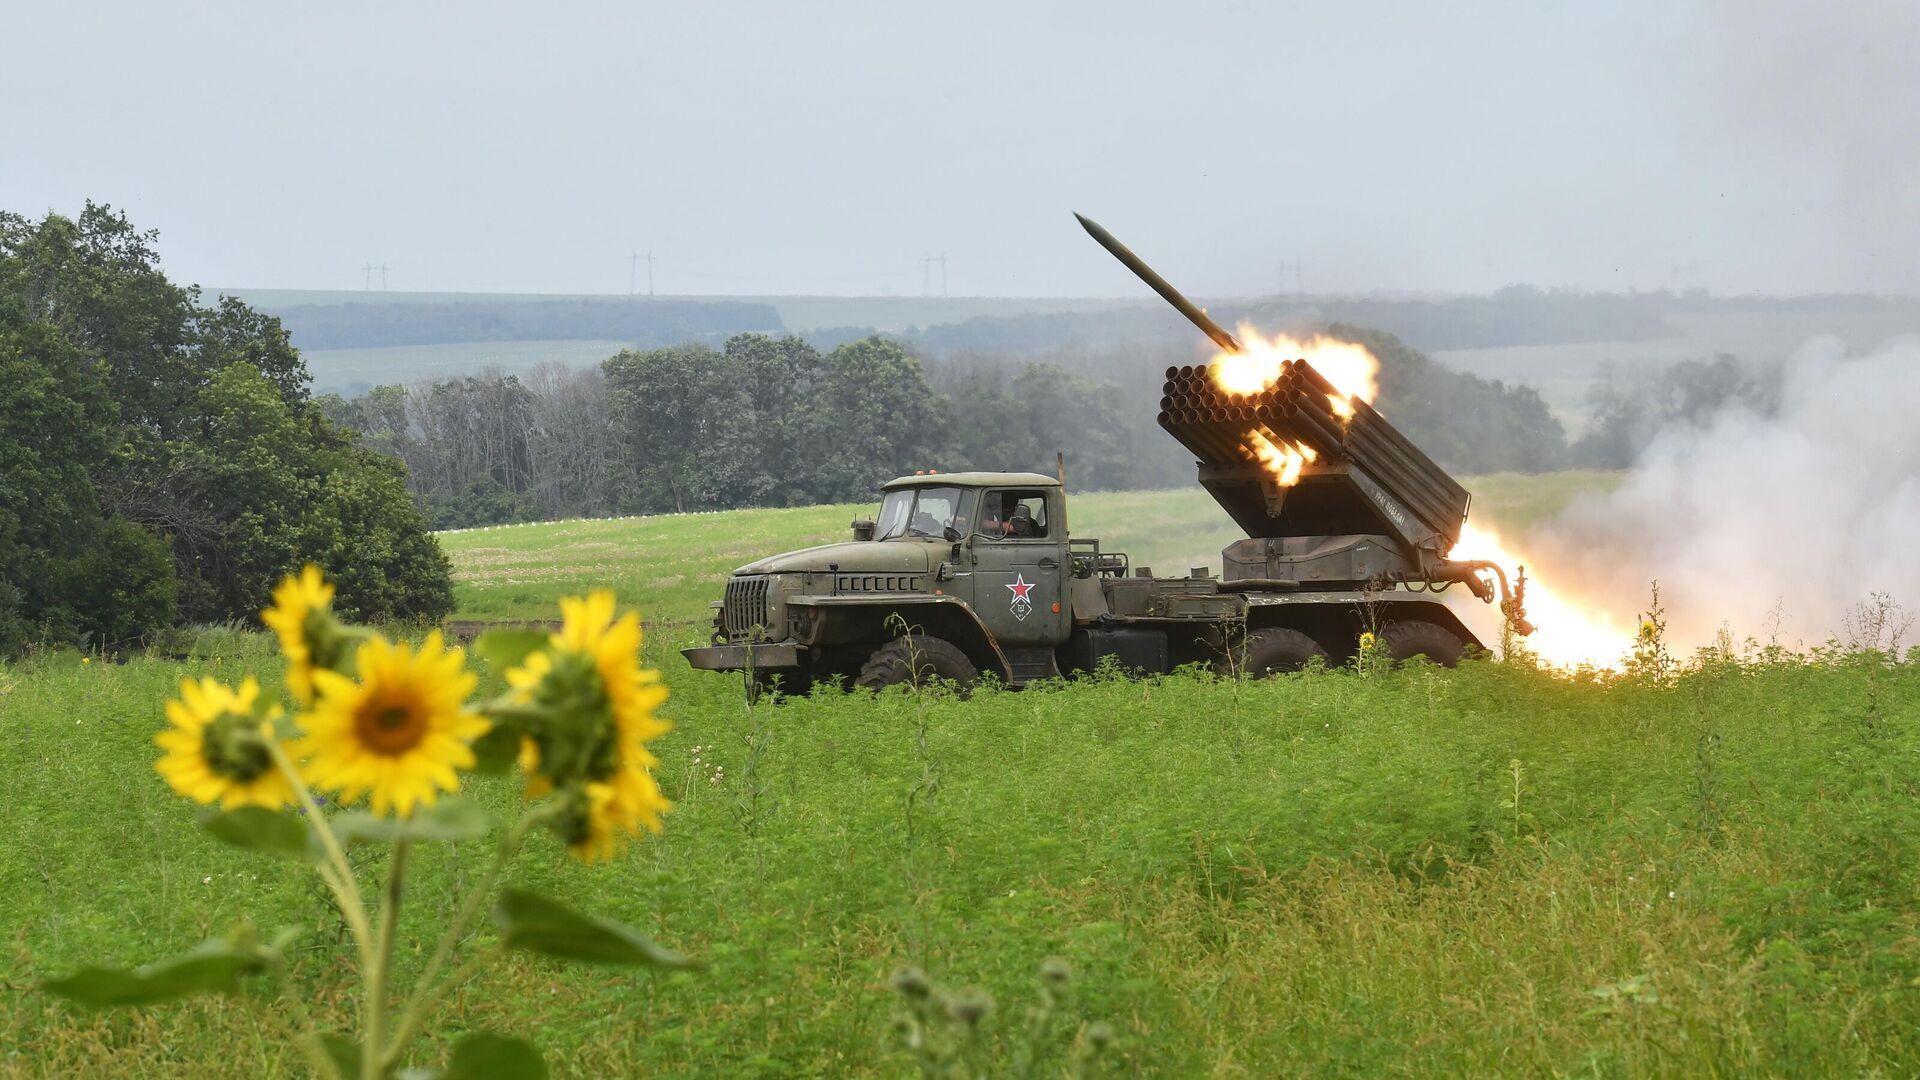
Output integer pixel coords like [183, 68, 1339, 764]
[978, 489, 1049, 540]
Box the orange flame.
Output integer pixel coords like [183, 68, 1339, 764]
[1449, 521, 1634, 669]
[1209, 327, 1381, 418]
[1246, 430, 1318, 486]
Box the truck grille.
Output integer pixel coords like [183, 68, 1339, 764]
[723, 575, 773, 639]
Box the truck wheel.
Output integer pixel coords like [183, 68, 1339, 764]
[1220, 628, 1328, 678]
[1379, 621, 1466, 667]
[856, 634, 979, 693]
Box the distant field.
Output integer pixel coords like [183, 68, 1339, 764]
[303, 339, 629, 394]
[437, 473, 1619, 631]
[1434, 307, 1920, 432]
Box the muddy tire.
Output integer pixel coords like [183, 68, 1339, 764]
[1379, 620, 1466, 667]
[855, 634, 979, 693]
[1219, 627, 1328, 678]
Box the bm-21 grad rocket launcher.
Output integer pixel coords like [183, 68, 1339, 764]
[1075, 213, 1533, 636]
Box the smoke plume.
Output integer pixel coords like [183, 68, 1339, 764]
[1531, 336, 1920, 655]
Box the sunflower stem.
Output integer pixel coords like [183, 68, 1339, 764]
[366, 837, 411, 1078]
[265, 740, 374, 968]
[382, 804, 558, 1070]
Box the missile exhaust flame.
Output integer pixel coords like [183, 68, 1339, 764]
[1209, 327, 1381, 421]
[1246, 430, 1317, 487]
[1449, 522, 1634, 668]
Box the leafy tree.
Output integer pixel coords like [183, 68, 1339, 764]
[0, 203, 454, 650]
[1572, 354, 1777, 468]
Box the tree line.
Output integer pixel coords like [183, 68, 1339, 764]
[319, 323, 1573, 530]
[0, 205, 453, 653]
[318, 334, 1187, 528]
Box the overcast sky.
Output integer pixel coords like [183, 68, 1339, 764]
[6, 1, 1916, 298]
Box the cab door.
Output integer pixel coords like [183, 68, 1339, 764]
[966, 487, 1070, 647]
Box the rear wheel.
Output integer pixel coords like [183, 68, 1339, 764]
[855, 634, 979, 693]
[1379, 620, 1466, 667]
[1219, 627, 1328, 678]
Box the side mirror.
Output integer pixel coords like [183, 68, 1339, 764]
[851, 519, 876, 541]
[942, 525, 962, 543]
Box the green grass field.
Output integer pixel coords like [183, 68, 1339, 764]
[5, 472, 1917, 1077]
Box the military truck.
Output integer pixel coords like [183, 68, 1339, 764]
[680, 215, 1532, 692]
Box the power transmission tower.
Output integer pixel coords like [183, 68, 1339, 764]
[920, 253, 948, 297]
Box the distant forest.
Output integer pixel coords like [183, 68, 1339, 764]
[275, 297, 782, 350]
[318, 327, 1572, 529]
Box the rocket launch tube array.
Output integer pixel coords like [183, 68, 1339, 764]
[1157, 361, 1472, 548]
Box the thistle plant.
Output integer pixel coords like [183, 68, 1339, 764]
[890, 959, 1115, 1079]
[44, 566, 691, 1079]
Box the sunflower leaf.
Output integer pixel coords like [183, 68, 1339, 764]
[443, 1031, 548, 1079]
[199, 806, 318, 861]
[334, 799, 490, 844]
[319, 1032, 362, 1079]
[474, 628, 552, 673]
[42, 940, 267, 1006]
[468, 722, 523, 776]
[494, 888, 697, 969]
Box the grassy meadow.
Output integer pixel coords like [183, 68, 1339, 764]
[5, 473, 1919, 1077]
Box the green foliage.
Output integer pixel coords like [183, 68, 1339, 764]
[198, 806, 318, 861]
[41, 939, 267, 1007]
[601, 334, 946, 513]
[439, 1032, 549, 1079]
[332, 799, 491, 844]
[0, 203, 454, 651]
[494, 888, 695, 968]
[341, 320, 1575, 528]
[12, 633, 1920, 1074]
[40, 516, 178, 648]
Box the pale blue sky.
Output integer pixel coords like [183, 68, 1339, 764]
[5, 1, 1915, 296]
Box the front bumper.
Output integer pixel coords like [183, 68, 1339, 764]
[681, 642, 806, 672]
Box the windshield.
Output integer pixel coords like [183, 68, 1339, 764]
[874, 486, 975, 540]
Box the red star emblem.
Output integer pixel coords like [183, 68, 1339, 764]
[1006, 574, 1034, 601]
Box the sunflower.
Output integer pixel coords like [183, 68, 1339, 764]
[559, 781, 622, 863]
[261, 564, 337, 705]
[155, 676, 295, 810]
[507, 590, 670, 859]
[300, 632, 486, 817]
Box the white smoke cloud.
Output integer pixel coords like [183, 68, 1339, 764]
[1533, 336, 1920, 653]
